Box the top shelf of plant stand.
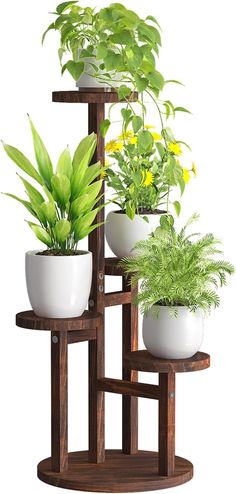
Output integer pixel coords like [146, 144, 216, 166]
[16, 310, 102, 332]
[52, 89, 138, 104]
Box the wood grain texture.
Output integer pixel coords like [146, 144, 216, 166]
[105, 291, 131, 307]
[38, 449, 193, 492]
[124, 351, 210, 373]
[51, 331, 68, 472]
[97, 378, 160, 400]
[16, 310, 102, 331]
[158, 373, 175, 476]
[67, 329, 97, 344]
[105, 258, 124, 276]
[122, 277, 138, 454]
[52, 90, 138, 104]
[89, 324, 105, 463]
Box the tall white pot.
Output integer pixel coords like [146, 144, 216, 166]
[143, 306, 204, 359]
[76, 57, 124, 89]
[25, 251, 92, 319]
[105, 210, 164, 258]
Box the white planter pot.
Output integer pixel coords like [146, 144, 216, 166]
[76, 57, 124, 89]
[25, 250, 92, 319]
[142, 306, 204, 359]
[105, 210, 164, 258]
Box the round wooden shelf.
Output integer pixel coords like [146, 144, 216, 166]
[52, 90, 138, 104]
[37, 449, 193, 492]
[16, 310, 102, 332]
[124, 350, 210, 373]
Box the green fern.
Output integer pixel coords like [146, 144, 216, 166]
[120, 215, 234, 315]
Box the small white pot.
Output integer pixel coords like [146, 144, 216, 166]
[142, 306, 204, 359]
[76, 57, 124, 89]
[25, 250, 92, 319]
[105, 210, 164, 258]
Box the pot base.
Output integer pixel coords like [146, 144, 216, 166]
[38, 449, 193, 492]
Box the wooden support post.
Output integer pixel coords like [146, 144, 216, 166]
[158, 372, 175, 476]
[122, 277, 138, 454]
[88, 102, 105, 463]
[51, 331, 68, 472]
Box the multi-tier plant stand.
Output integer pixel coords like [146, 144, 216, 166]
[16, 89, 210, 492]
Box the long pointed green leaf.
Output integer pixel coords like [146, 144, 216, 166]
[2, 193, 37, 218]
[56, 147, 73, 179]
[28, 222, 52, 247]
[40, 201, 57, 226]
[28, 116, 53, 190]
[51, 174, 71, 210]
[54, 219, 71, 245]
[2, 142, 43, 185]
[72, 133, 97, 171]
[17, 174, 44, 205]
[73, 208, 99, 242]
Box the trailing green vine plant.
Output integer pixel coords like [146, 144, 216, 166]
[1, 117, 105, 252]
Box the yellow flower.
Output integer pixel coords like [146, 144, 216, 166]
[129, 136, 138, 145]
[151, 132, 162, 141]
[144, 124, 155, 129]
[100, 168, 107, 179]
[191, 162, 197, 176]
[118, 130, 134, 140]
[142, 170, 154, 187]
[168, 142, 182, 156]
[105, 140, 123, 153]
[183, 168, 191, 184]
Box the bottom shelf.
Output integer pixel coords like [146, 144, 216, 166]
[37, 449, 193, 492]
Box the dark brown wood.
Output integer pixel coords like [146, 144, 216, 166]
[124, 350, 210, 373]
[52, 90, 138, 105]
[122, 277, 138, 454]
[89, 325, 105, 463]
[158, 373, 175, 476]
[97, 378, 160, 400]
[51, 331, 68, 472]
[16, 310, 102, 332]
[38, 449, 193, 492]
[105, 291, 131, 307]
[105, 257, 124, 276]
[88, 101, 105, 464]
[67, 329, 97, 344]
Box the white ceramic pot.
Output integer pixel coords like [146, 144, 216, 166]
[142, 306, 204, 359]
[105, 210, 164, 258]
[76, 57, 124, 89]
[25, 250, 92, 318]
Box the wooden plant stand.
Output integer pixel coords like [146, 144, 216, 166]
[16, 90, 210, 492]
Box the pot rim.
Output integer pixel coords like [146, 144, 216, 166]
[26, 249, 92, 258]
[149, 305, 203, 313]
[107, 209, 167, 216]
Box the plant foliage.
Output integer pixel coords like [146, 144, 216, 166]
[2, 117, 105, 251]
[120, 215, 234, 315]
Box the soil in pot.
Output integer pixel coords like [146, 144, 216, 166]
[36, 249, 88, 256]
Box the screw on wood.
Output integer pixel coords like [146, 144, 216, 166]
[52, 336, 58, 344]
[89, 299, 95, 307]
[99, 285, 104, 293]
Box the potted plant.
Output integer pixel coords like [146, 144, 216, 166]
[105, 124, 195, 257]
[1, 117, 105, 319]
[121, 214, 234, 359]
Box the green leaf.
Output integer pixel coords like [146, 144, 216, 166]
[42, 22, 55, 44]
[72, 133, 97, 171]
[71, 180, 102, 218]
[74, 208, 99, 241]
[17, 174, 44, 205]
[138, 23, 161, 46]
[131, 170, 143, 187]
[65, 60, 85, 80]
[174, 107, 192, 114]
[125, 200, 135, 220]
[28, 117, 53, 190]
[54, 219, 71, 244]
[165, 79, 184, 86]
[173, 201, 181, 216]
[56, 147, 73, 179]
[134, 75, 148, 92]
[2, 193, 37, 218]
[80, 162, 102, 189]
[40, 201, 57, 226]
[137, 130, 154, 153]
[51, 174, 71, 210]
[160, 214, 174, 229]
[28, 222, 52, 247]
[118, 84, 132, 101]
[100, 119, 110, 138]
[96, 43, 108, 60]
[121, 108, 132, 123]
[110, 29, 134, 45]
[2, 142, 43, 185]
[132, 115, 143, 133]
[104, 51, 122, 71]
[147, 71, 165, 90]
[126, 45, 143, 70]
[56, 1, 78, 14]
[146, 15, 162, 30]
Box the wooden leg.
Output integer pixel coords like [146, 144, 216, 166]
[89, 323, 105, 463]
[51, 331, 68, 472]
[158, 372, 175, 476]
[122, 277, 138, 454]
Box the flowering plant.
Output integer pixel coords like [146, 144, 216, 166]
[105, 125, 196, 219]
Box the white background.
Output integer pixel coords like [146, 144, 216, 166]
[0, 0, 236, 492]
